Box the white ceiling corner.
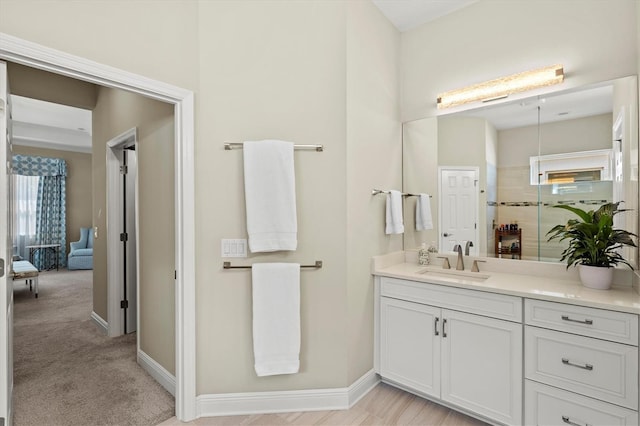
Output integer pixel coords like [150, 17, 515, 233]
[372, 0, 478, 32]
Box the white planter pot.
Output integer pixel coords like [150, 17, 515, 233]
[578, 264, 614, 290]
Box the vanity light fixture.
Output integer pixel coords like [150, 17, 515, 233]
[436, 64, 564, 109]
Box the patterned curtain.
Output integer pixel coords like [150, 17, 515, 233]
[12, 155, 67, 269]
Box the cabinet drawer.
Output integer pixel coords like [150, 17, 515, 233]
[525, 326, 638, 409]
[525, 380, 638, 426]
[525, 299, 638, 345]
[380, 277, 522, 322]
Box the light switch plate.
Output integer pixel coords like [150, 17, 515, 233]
[221, 239, 247, 258]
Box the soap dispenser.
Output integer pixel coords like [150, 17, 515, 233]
[418, 243, 429, 265]
[427, 241, 438, 264]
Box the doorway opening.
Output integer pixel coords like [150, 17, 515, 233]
[0, 34, 196, 421]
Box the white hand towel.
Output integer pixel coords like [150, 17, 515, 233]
[252, 263, 301, 377]
[416, 193, 433, 231]
[243, 140, 297, 252]
[385, 190, 404, 234]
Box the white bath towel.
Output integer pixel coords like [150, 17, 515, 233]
[252, 263, 301, 377]
[243, 140, 297, 252]
[416, 193, 433, 231]
[385, 190, 404, 234]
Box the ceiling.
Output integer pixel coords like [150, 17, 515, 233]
[11, 95, 92, 154]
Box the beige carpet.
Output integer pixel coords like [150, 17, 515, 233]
[12, 269, 174, 426]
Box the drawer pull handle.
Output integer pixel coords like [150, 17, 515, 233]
[562, 358, 593, 371]
[562, 415, 591, 426]
[434, 317, 439, 336]
[561, 315, 593, 325]
[442, 318, 447, 338]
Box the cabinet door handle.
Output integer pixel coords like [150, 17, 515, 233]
[561, 315, 593, 325]
[442, 318, 447, 338]
[562, 415, 591, 426]
[562, 358, 593, 371]
[434, 317, 439, 336]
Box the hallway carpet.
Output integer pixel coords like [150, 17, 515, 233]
[13, 269, 174, 425]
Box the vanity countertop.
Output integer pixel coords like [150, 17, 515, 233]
[373, 253, 640, 315]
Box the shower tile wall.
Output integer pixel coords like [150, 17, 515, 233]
[497, 165, 612, 261]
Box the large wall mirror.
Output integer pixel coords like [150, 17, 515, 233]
[403, 75, 638, 268]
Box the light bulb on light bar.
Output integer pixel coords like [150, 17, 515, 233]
[436, 64, 564, 109]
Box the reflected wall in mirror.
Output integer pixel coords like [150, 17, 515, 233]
[403, 75, 638, 268]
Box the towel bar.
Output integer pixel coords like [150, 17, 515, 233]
[223, 261, 323, 269]
[371, 189, 432, 198]
[224, 142, 324, 152]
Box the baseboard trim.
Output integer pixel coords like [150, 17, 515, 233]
[137, 349, 176, 397]
[90, 311, 108, 335]
[197, 369, 379, 418]
[347, 369, 380, 407]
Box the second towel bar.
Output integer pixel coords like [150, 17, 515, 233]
[223, 261, 323, 269]
[225, 142, 324, 152]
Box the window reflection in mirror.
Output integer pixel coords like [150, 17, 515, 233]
[403, 75, 638, 268]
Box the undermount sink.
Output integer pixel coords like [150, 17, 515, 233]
[416, 268, 490, 283]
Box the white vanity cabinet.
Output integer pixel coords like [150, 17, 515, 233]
[376, 277, 523, 425]
[440, 308, 522, 424]
[524, 299, 640, 426]
[380, 297, 441, 397]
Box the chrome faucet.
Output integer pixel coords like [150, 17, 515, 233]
[465, 240, 474, 255]
[452, 244, 464, 270]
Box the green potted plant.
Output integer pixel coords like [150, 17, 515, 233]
[546, 202, 637, 290]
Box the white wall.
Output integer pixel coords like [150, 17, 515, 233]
[346, 0, 401, 383]
[1, 0, 399, 396]
[401, 0, 638, 122]
[403, 117, 439, 250]
[195, 0, 352, 394]
[499, 114, 613, 167]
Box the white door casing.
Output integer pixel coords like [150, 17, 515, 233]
[106, 128, 138, 337]
[438, 167, 479, 254]
[0, 60, 13, 425]
[0, 34, 197, 421]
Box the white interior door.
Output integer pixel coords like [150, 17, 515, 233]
[0, 60, 14, 425]
[123, 148, 137, 334]
[439, 167, 479, 254]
